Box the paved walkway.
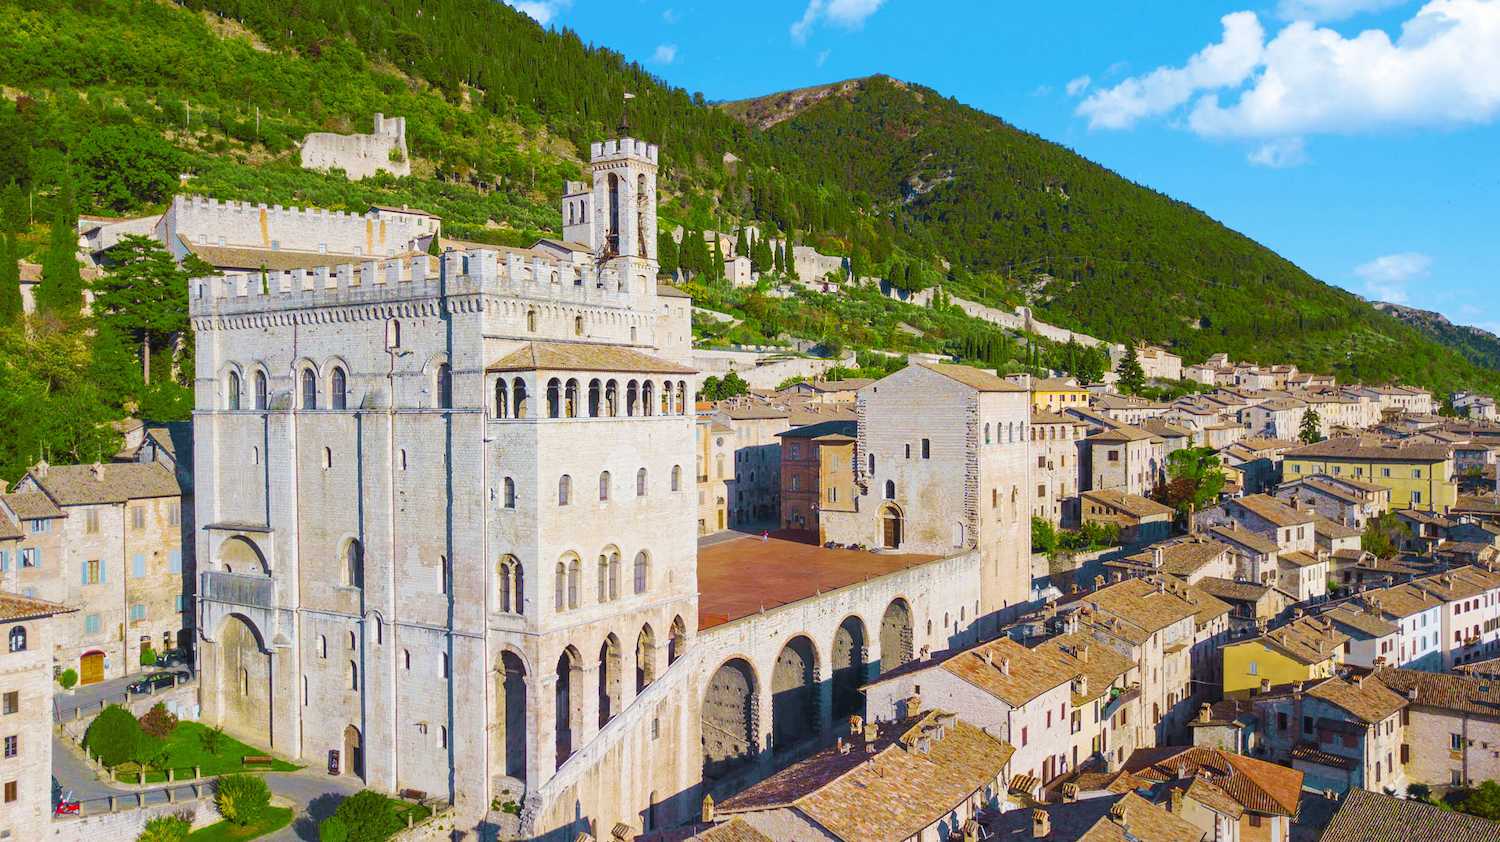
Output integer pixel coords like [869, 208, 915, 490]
[261, 770, 363, 841]
[53, 668, 194, 720]
[51, 735, 200, 814]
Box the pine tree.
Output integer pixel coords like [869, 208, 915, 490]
[734, 227, 748, 259]
[657, 229, 678, 276]
[1299, 408, 1323, 445]
[785, 237, 799, 279]
[0, 235, 20, 322]
[1117, 344, 1146, 395]
[35, 203, 83, 317]
[92, 235, 191, 384]
[773, 241, 785, 275]
[1, 182, 26, 235]
[710, 236, 724, 284]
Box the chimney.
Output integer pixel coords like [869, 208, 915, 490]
[863, 722, 879, 745]
[1062, 783, 1079, 803]
[1407, 687, 1418, 701]
[902, 694, 923, 719]
[1259, 678, 1271, 694]
[32, 460, 47, 479]
[611, 823, 632, 842]
[701, 794, 715, 824]
[1152, 547, 1164, 568]
[962, 818, 980, 842]
[1198, 703, 1212, 722]
[1000, 657, 1012, 676]
[1108, 801, 1128, 826]
[1095, 575, 1105, 590]
[1032, 809, 1051, 839]
[1080, 644, 1091, 664]
[1356, 674, 1365, 689]
[1170, 788, 1184, 813]
[837, 737, 849, 754]
[90, 461, 104, 481]
[849, 714, 863, 736]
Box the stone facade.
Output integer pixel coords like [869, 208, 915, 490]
[300, 113, 411, 181]
[0, 595, 67, 840]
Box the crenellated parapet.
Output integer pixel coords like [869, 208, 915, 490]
[590, 137, 658, 163]
[166, 194, 434, 257]
[190, 248, 635, 317]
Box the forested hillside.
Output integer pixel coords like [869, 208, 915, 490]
[0, 0, 1495, 478]
[1375, 302, 1500, 372]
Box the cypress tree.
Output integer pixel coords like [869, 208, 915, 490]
[36, 203, 84, 317]
[734, 227, 748, 259]
[0, 234, 20, 322]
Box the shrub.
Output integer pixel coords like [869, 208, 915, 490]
[140, 647, 158, 667]
[199, 725, 226, 755]
[136, 812, 192, 842]
[215, 774, 271, 827]
[333, 790, 404, 842]
[138, 702, 178, 739]
[58, 668, 78, 689]
[318, 815, 349, 842]
[85, 705, 146, 767]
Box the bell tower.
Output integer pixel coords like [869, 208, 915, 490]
[589, 137, 658, 278]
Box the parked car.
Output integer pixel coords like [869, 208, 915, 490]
[156, 648, 194, 670]
[127, 671, 179, 694]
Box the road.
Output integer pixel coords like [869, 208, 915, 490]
[51, 735, 200, 815]
[53, 668, 194, 720]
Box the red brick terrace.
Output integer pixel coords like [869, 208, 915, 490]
[696, 531, 942, 630]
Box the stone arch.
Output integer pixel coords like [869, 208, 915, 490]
[497, 650, 528, 783]
[772, 635, 820, 753]
[636, 624, 656, 692]
[599, 634, 623, 728]
[831, 615, 868, 722]
[702, 657, 758, 784]
[878, 598, 914, 674]
[213, 613, 272, 747]
[218, 535, 269, 575]
[556, 646, 582, 769]
[879, 502, 904, 550]
[342, 724, 363, 779]
[668, 615, 687, 665]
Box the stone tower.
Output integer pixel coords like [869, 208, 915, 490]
[589, 138, 658, 295]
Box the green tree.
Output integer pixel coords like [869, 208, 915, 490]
[84, 705, 146, 767]
[734, 227, 748, 259]
[332, 790, 404, 842]
[318, 816, 350, 842]
[1, 182, 26, 234]
[774, 241, 785, 275]
[72, 125, 181, 214]
[1157, 447, 1226, 519]
[658, 229, 679, 276]
[0, 234, 21, 322]
[215, 774, 271, 827]
[93, 236, 194, 384]
[1361, 512, 1401, 559]
[1031, 517, 1058, 554]
[35, 207, 84, 318]
[1299, 408, 1323, 444]
[1459, 780, 1500, 820]
[710, 236, 724, 283]
[1116, 344, 1145, 394]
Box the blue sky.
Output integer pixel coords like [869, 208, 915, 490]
[510, 0, 1500, 333]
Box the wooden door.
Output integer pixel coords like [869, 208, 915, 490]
[80, 652, 105, 685]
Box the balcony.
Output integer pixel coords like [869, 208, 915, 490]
[1102, 684, 1141, 722]
[201, 570, 276, 610]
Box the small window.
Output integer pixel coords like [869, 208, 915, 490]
[599, 471, 611, 502]
[253, 371, 268, 410]
[5, 627, 23, 653]
[503, 477, 516, 508]
[331, 367, 347, 410]
[301, 368, 318, 409]
[559, 475, 572, 506]
[921, 438, 930, 459]
[228, 371, 242, 410]
[636, 468, 647, 497]
[437, 363, 453, 409]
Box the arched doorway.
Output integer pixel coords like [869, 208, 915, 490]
[218, 535, 268, 575]
[497, 652, 527, 783]
[880, 503, 904, 550]
[555, 648, 581, 769]
[879, 599, 914, 674]
[636, 625, 656, 693]
[215, 614, 272, 746]
[701, 658, 757, 783]
[831, 616, 867, 722]
[79, 650, 106, 686]
[598, 635, 622, 728]
[772, 636, 819, 753]
[342, 725, 363, 779]
[668, 616, 687, 665]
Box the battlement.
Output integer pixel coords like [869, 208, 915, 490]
[371, 112, 406, 143]
[190, 248, 636, 317]
[589, 137, 658, 164]
[169, 195, 430, 256]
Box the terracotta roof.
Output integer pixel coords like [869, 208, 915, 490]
[532, 237, 591, 253]
[719, 711, 1014, 842]
[0, 492, 63, 521]
[1307, 675, 1406, 724]
[0, 591, 72, 621]
[988, 792, 1203, 842]
[1081, 489, 1174, 520]
[1322, 603, 1397, 639]
[1122, 746, 1302, 817]
[1288, 436, 1453, 462]
[1230, 494, 1313, 528]
[27, 462, 180, 505]
[808, 378, 874, 393]
[1374, 667, 1500, 718]
[1363, 582, 1442, 619]
[1181, 777, 1246, 819]
[1256, 616, 1349, 665]
[918, 363, 1026, 392]
[1033, 377, 1086, 391]
[1084, 577, 1200, 643]
[1208, 525, 1279, 555]
[1290, 743, 1358, 771]
[180, 238, 420, 272]
[1310, 513, 1361, 540]
[1322, 788, 1500, 842]
[777, 419, 856, 440]
[1031, 409, 1088, 426]
[717, 404, 790, 421]
[1415, 565, 1500, 602]
[1122, 539, 1231, 578]
[1195, 577, 1272, 603]
[1279, 550, 1323, 569]
[1087, 425, 1156, 443]
[1142, 419, 1193, 439]
[485, 341, 694, 375]
[1032, 632, 1135, 706]
[1181, 581, 1232, 627]
[940, 637, 1081, 707]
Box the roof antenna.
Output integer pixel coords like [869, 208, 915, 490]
[620, 91, 635, 134]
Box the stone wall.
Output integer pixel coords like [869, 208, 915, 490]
[48, 798, 220, 841]
[300, 113, 411, 181]
[690, 349, 854, 390]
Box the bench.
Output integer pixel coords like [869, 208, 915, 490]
[399, 788, 427, 802]
[242, 754, 274, 767]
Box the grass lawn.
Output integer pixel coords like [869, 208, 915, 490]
[185, 806, 294, 841]
[112, 721, 298, 783]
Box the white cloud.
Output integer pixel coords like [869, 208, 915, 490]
[662, 8, 679, 24]
[1079, 1, 1500, 139]
[816, 49, 831, 67]
[1247, 136, 1309, 167]
[652, 43, 678, 64]
[1355, 251, 1433, 302]
[1076, 12, 1265, 129]
[791, 0, 886, 43]
[506, 0, 568, 25]
[1276, 0, 1406, 21]
[1066, 75, 1092, 97]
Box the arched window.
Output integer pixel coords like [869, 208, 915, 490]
[588, 379, 601, 417]
[318, 635, 327, 658]
[345, 540, 364, 589]
[984, 423, 991, 445]
[348, 630, 356, 650]
[558, 475, 572, 506]
[498, 556, 523, 613]
[503, 477, 516, 508]
[605, 380, 619, 416]
[599, 471, 611, 501]
[567, 557, 581, 609]
[6, 626, 24, 653]
[494, 379, 509, 418]
[554, 562, 566, 611]
[546, 378, 562, 418]
[323, 447, 332, 469]
[253, 371, 268, 410]
[386, 319, 401, 349]
[564, 379, 579, 418]
[574, 315, 584, 336]
[437, 363, 453, 409]
[597, 555, 609, 602]
[350, 661, 359, 691]
[608, 551, 620, 601]
[513, 378, 529, 418]
[671, 465, 682, 492]
[228, 372, 241, 411]
[661, 382, 671, 415]
[642, 381, 655, 416]
[526, 309, 537, 332]
[869, 453, 876, 474]
[636, 468, 647, 497]
[884, 480, 896, 500]
[330, 366, 347, 411]
[626, 381, 639, 416]
[634, 551, 649, 594]
[301, 368, 318, 409]
[676, 381, 687, 415]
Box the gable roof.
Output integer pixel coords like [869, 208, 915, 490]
[1084, 577, 1201, 643]
[988, 792, 1203, 842]
[917, 363, 1026, 392]
[1122, 746, 1303, 817]
[0, 492, 64, 521]
[939, 637, 1081, 707]
[1306, 675, 1406, 724]
[1122, 539, 1231, 578]
[27, 462, 180, 506]
[485, 341, 694, 375]
[1031, 632, 1136, 706]
[1082, 489, 1175, 519]
[1256, 616, 1349, 665]
[1323, 788, 1500, 842]
[1230, 494, 1313, 528]
[1375, 667, 1500, 718]
[1288, 436, 1453, 463]
[777, 419, 857, 440]
[1209, 525, 1280, 555]
[0, 591, 73, 621]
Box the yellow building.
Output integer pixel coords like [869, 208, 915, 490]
[1283, 438, 1456, 513]
[1031, 377, 1091, 413]
[1222, 615, 1348, 697]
